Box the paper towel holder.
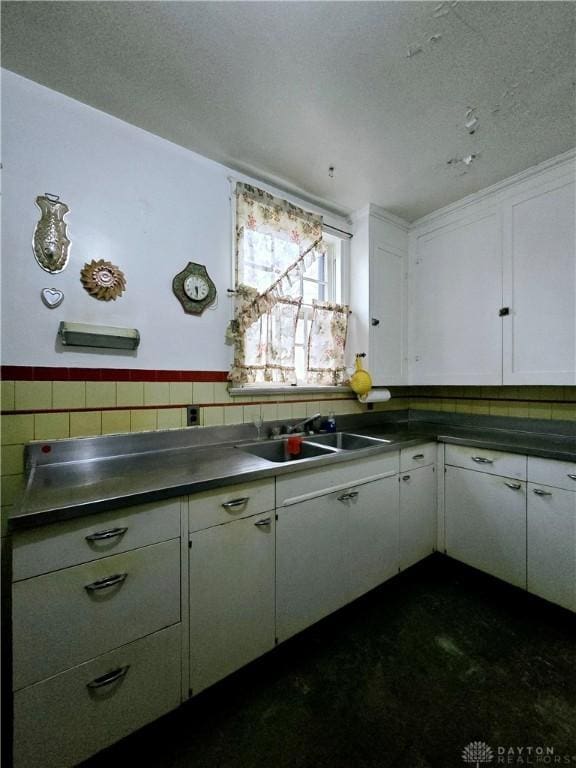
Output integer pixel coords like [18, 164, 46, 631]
[358, 388, 391, 410]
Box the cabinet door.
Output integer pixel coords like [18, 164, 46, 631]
[189, 511, 275, 694]
[370, 230, 407, 385]
[445, 466, 526, 588]
[410, 212, 502, 384]
[400, 465, 436, 570]
[503, 178, 575, 384]
[345, 476, 399, 602]
[527, 484, 575, 611]
[276, 494, 347, 643]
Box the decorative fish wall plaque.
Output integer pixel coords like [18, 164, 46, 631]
[33, 193, 71, 273]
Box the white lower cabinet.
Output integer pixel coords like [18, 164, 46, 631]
[14, 624, 181, 768]
[11, 498, 185, 768]
[445, 466, 527, 589]
[400, 464, 436, 570]
[276, 475, 400, 643]
[527, 483, 576, 612]
[13, 538, 181, 690]
[346, 476, 399, 602]
[276, 491, 347, 643]
[189, 511, 275, 694]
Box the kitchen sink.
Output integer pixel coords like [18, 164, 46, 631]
[237, 439, 338, 463]
[307, 432, 392, 451]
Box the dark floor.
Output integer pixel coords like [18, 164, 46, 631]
[82, 555, 576, 768]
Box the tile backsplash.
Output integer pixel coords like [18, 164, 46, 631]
[1, 368, 574, 516]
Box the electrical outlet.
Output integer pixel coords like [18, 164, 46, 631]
[186, 405, 199, 426]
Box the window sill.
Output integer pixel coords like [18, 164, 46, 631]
[229, 385, 353, 397]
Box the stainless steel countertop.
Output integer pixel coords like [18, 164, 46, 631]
[9, 423, 575, 531]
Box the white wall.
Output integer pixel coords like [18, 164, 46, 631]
[1, 70, 349, 371]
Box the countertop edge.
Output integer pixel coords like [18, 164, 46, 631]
[8, 427, 575, 532]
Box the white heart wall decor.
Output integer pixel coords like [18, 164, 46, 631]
[41, 288, 64, 309]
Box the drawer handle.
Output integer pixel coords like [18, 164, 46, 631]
[222, 497, 250, 510]
[533, 488, 552, 496]
[504, 482, 522, 490]
[402, 475, 411, 481]
[254, 517, 271, 528]
[412, 454, 425, 460]
[85, 527, 128, 542]
[568, 474, 576, 481]
[86, 665, 130, 689]
[471, 456, 494, 464]
[85, 573, 128, 592]
[338, 491, 359, 501]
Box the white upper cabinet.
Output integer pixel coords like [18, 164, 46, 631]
[408, 152, 575, 386]
[502, 175, 575, 385]
[409, 210, 502, 385]
[349, 205, 409, 386]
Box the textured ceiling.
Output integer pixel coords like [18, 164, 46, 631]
[2, 1, 575, 221]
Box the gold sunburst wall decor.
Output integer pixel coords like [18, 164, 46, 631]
[80, 259, 126, 301]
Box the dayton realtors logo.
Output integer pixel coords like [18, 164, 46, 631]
[462, 742, 494, 767]
[462, 742, 576, 765]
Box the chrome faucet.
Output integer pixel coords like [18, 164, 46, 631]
[287, 413, 322, 434]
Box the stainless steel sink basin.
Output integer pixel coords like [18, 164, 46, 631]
[236, 439, 338, 463]
[307, 432, 392, 450]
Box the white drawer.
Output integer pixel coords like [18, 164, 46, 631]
[400, 442, 436, 472]
[13, 497, 182, 581]
[13, 538, 180, 690]
[527, 456, 576, 492]
[188, 479, 275, 533]
[276, 452, 399, 507]
[445, 444, 526, 480]
[14, 624, 181, 768]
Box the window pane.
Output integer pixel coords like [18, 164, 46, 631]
[303, 279, 327, 303]
[240, 230, 299, 291]
[303, 254, 325, 282]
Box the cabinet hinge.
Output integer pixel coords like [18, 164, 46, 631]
[499, 307, 510, 317]
[188, 540, 192, 549]
[275, 513, 278, 521]
[275, 637, 279, 646]
[188, 688, 193, 698]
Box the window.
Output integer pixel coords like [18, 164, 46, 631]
[228, 183, 349, 388]
[293, 233, 344, 383]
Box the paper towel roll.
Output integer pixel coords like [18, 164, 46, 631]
[358, 388, 391, 404]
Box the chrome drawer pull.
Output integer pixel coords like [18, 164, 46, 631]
[472, 456, 493, 464]
[412, 454, 425, 460]
[85, 573, 128, 592]
[254, 517, 271, 528]
[338, 491, 359, 501]
[222, 497, 249, 510]
[533, 488, 552, 496]
[85, 527, 128, 542]
[402, 475, 411, 482]
[504, 482, 522, 490]
[568, 474, 576, 481]
[87, 665, 130, 689]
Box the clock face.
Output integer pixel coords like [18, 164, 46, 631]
[184, 275, 209, 301]
[172, 262, 217, 315]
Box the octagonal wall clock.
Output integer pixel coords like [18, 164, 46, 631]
[172, 262, 217, 315]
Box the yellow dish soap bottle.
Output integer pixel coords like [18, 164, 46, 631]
[349, 353, 373, 396]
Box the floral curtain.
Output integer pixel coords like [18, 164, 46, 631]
[306, 301, 349, 385]
[227, 182, 349, 386]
